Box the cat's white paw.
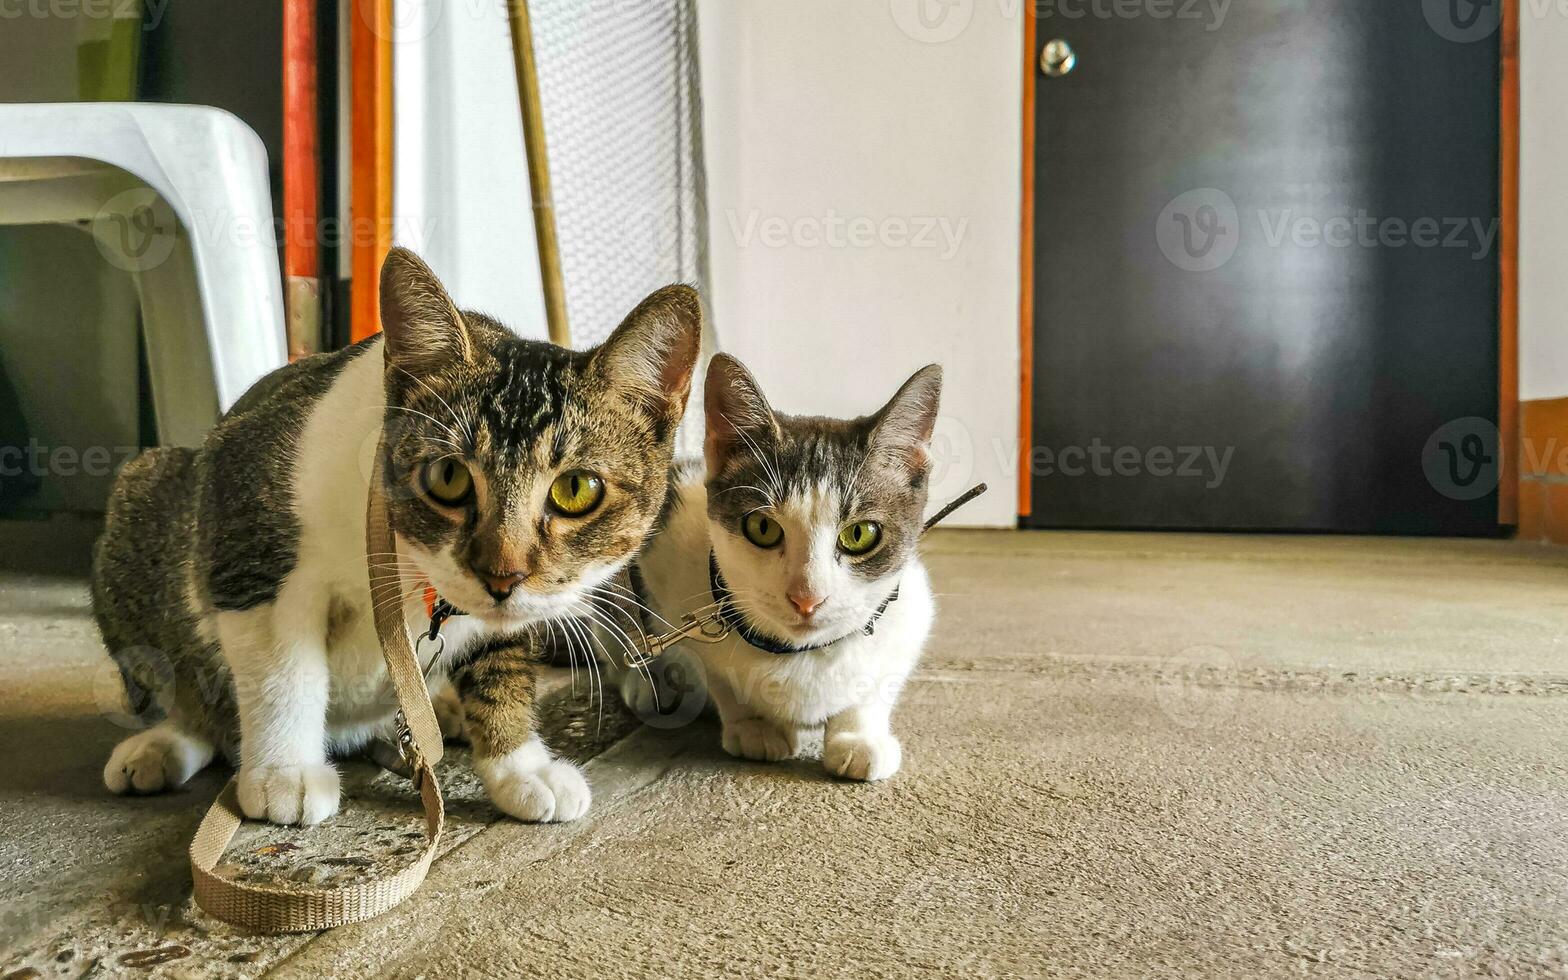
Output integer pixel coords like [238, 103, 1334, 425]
[103, 723, 214, 795]
[721, 718, 796, 763]
[236, 763, 341, 825]
[432, 684, 468, 741]
[476, 740, 591, 823]
[823, 731, 902, 781]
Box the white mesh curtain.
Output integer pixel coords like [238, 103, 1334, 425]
[529, 0, 715, 452]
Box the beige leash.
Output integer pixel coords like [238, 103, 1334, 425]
[188, 436, 447, 933]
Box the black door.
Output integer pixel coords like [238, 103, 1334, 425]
[1025, 1, 1501, 534]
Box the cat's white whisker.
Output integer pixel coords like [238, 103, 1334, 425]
[585, 585, 678, 633]
[577, 602, 658, 695]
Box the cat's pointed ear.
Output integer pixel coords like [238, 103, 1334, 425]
[868, 364, 943, 477]
[379, 247, 472, 373]
[590, 284, 702, 425]
[704, 353, 778, 476]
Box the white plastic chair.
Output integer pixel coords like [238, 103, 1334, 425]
[0, 103, 287, 447]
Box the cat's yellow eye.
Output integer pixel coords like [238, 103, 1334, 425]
[838, 520, 882, 556]
[548, 470, 605, 517]
[422, 458, 474, 506]
[742, 511, 784, 549]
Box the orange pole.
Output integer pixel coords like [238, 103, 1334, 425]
[283, 0, 320, 359]
[351, 0, 394, 342]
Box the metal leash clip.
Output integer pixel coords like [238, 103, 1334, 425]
[624, 612, 731, 670]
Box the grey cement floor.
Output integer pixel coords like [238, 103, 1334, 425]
[2, 530, 1567, 978]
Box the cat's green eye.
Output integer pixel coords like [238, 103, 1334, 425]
[742, 511, 784, 549]
[837, 520, 882, 556]
[422, 458, 473, 506]
[548, 470, 605, 517]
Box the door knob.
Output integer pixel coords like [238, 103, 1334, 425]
[1040, 38, 1076, 77]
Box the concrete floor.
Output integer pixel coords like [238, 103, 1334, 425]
[2, 530, 1567, 978]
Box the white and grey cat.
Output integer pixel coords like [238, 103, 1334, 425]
[92, 248, 700, 825]
[615, 354, 942, 781]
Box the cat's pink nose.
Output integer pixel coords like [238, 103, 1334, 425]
[788, 592, 827, 617]
[475, 567, 527, 601]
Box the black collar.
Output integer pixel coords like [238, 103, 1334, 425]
[707, 551, 899, 656]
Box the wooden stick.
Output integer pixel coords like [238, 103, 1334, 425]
[506, 0, 571, 347]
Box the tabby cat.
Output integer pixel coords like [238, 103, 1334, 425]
[619, 354, 940, 781]
[92, 247, 699, 825]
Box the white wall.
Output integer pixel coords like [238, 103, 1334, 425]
[697, 0, 1022, 526]
[390, 0, 547, 338]
[1520, 8, 1568, 401]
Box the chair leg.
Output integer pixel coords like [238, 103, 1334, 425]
[124, 231, 223, 449]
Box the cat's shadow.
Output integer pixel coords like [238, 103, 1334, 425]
[0, 711, 176, 803]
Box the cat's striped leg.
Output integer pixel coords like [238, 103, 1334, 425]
[455, 635, 590, 823]
[219, 606, 340, 826]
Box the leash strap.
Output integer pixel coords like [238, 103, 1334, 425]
[188, 434, 446, 933]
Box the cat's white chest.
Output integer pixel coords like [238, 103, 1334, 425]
[637, 480, 933, 730]
[698, 567, 931, 727]
[276, 343, 462, 747]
